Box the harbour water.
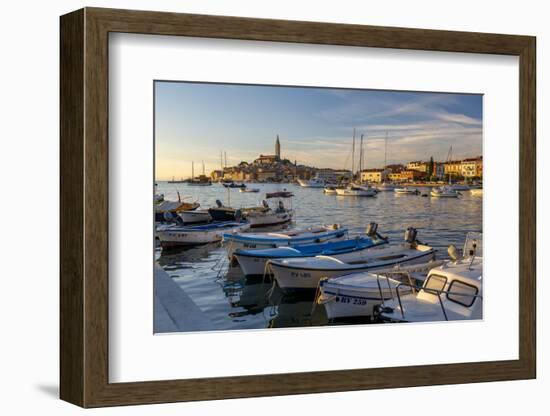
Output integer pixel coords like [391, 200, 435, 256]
[155, 182, 482, 331]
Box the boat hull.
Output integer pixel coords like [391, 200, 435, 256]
[178, 210, 212, 224]
[319, 277, 413, 320]
[335, 188, 376, 197]
[158, 222, 250, 247]
[246, 210, 293, 228]
[271, 249, 435, 291]
[224, 228, 347, 259]
[235, 239, 387, 276]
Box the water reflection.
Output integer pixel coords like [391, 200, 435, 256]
[155, 182, 482, 331]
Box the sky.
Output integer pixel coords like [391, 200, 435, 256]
[155, 81, 482, 180]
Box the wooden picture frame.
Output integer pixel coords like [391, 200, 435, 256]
[60, 7, 536, 408]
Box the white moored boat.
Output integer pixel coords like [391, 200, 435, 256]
[323, 186, 338, 194]
[377, 232, 482, 323]
[297, 177, 326, 188]
[245, 200, 293, 228]
[234, 224, 387, 275]
[430, 185, 460, 198]
[318, 259, 445, 321]
[269, 228, 436, 291]
[394, 187, 420, 195]
[223, 224, 347, 259]
[158, 221, 250, 248]
[178, 209, 212, 224]
[335, 185, 376, 197]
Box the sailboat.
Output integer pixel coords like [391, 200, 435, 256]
[431, 146, 460, 197]
[336, 130, 376, 197]
[377, 132, 397, 191]
[188, 161, 213, 186]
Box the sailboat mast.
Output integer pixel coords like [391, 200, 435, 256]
[384, 131, 388, 169]
[351, 128, 356, 180]
[191, 161, 194, 181]
[359, 134, 364, 182]
[202, 160, 205, 176]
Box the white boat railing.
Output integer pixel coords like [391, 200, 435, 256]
[374, 274, 483, 321]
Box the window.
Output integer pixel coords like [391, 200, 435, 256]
[423, 274, 447, 294]
[446, 280, 479, 307]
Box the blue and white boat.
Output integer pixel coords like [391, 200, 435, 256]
[234, 234, 388, 276]
[269, 228, 436, 291]
[223, 224, 347, 259]
[158, 221, 250, 248]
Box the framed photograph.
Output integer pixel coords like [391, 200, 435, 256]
[60, 7, 536, 408]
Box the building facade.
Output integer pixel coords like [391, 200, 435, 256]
[460, 157, 483, 178]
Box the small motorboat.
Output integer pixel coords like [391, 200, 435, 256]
[234, 224, 388, 275]
[223, 224, 347, 259]
[470, 188, 483, 196]
[239, 187, 260, 193]
[208, 200, 263, 222]
[323, 186, 338, 194]
[158, 221, 250, 248]
[297, 177, 326, 188]
[335, 185, 376, 197]
[245, 200, 294, 228]
[223, 182, 247, 188]
[430, 185, 460, 198]
[269, 228, 436, 291]
[318, 259, 445, 321]
[178, 209, 212, 224]
[376, 232, 482, 323]
[394, 187, 420, 195]
[266, 190, 294, 198]
[154, 200, 200, 223]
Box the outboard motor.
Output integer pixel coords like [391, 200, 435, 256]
[163, 211, 175, 223]
[215, 199, 223, 208]
[366, 222, 378, 237]
[404, 227, 418, 244]
[278, 200, 284, 211]
[447, 244, 459, 261]
[234, 209, 243, 223]
[262, 200, 269, 209]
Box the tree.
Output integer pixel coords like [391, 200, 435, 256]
[427, 156, 434, 180]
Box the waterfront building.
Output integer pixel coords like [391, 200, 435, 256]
[315, 169, 339, 183]
[444, 160, 463, 178]
[407, 161, 427, 172]
[360, 168, 386, 183]
[461, 157, 483, 178]
[400, 170, 428, 182]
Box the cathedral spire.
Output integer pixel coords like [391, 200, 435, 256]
[275, 134, 281, 159]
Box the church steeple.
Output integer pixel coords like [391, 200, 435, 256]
[275, 134, 281, 159]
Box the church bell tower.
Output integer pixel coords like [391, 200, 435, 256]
[275, 135, 281, 159]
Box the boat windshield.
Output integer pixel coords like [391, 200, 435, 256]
[423, 274, 447, 294]
[446, 280, 479, 307]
